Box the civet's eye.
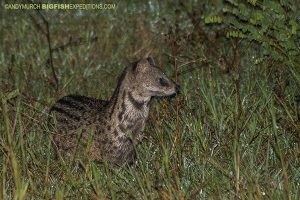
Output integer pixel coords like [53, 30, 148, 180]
[159, 77, 169, 87]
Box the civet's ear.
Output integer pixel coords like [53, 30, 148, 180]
[146, 57, 155, 66]
[135, 58, 149, 73]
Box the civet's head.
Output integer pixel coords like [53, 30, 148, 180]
[129, 57, 180, 98]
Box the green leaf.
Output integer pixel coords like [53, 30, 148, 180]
[289, 19, 299, 35]
[204, 16, 222, 24]
[226, 0, 238, 6]
[247, 0, 257, 6]
[263, 1, 285, 14]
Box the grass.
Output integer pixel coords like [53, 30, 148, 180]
[1, 0, 300, 199]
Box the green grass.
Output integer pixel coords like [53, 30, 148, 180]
[1, 1, 300, 199]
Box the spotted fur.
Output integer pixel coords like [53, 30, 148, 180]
[49, 57, 179, 166]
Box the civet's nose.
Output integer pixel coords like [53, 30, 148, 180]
[175, 84, 180, 94]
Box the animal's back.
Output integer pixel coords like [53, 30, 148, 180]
[49, 95, 109, 158]
[49, 95, 108, 131]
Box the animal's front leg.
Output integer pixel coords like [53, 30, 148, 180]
[133, 132, 144, 145]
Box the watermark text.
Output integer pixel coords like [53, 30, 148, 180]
[4, 3, 116, 10]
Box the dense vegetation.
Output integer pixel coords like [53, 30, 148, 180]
[1, 0, 299, 199]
